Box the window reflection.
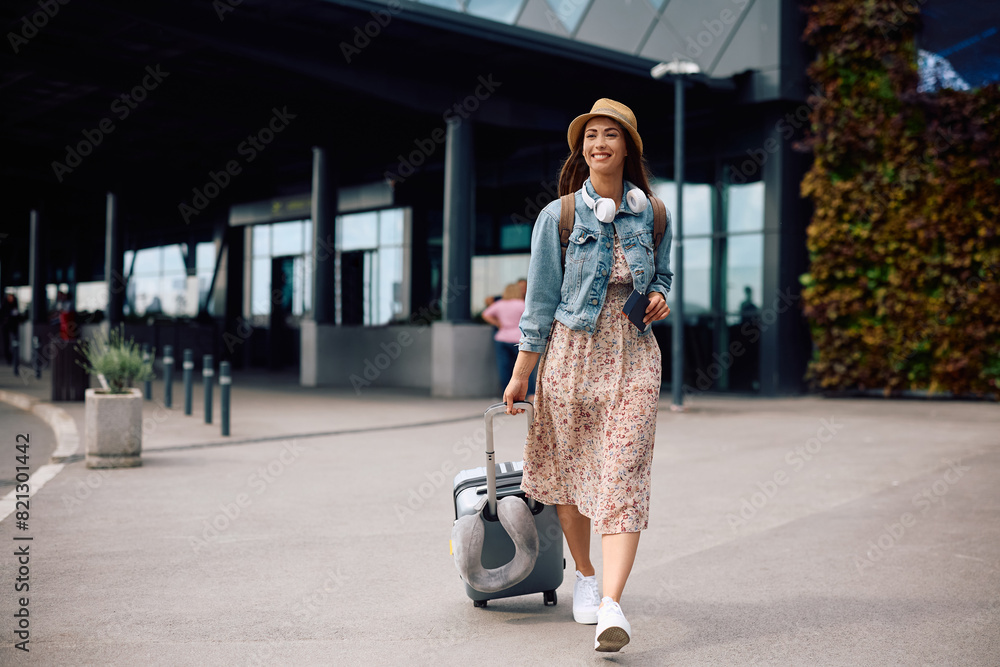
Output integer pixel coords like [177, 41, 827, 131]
[652, 181, 712, 237]
[678, 237, 711, 317]
[196, 242, 216, 315]
[250, 219, 312, 320]
[544, 0, 587, 32]
[467, 0, 524, 23]
[725, 233, 763, 325]
[272, 220, 304, 256]
[336, 208, 410, 326]
[727, 182, 765, 233]
[242, 208, 407, 327]
[417, 0, 461, 9]
[338, 211, 379, 251]
[124, 244, 189, 317]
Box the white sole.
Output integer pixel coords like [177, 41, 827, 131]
[573, 608, 598, 624]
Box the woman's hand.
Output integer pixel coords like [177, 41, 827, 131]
[503, 377, 529, 415]
[644, 291, 671, 325]
[503, 350, 540, 414]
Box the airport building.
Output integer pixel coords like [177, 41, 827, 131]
[1, 0, 815, 397]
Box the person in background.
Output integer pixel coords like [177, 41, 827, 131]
[1, 293, 21, 365]
[482, 283, 536, 401]
[484, 277, 528, 309]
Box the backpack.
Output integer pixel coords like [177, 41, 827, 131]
[558, 192, 668, 265]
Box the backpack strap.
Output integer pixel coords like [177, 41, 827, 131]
[649, 194, 667, 251]
[559, 191, 666, 264]
[558, 193, 575, 265]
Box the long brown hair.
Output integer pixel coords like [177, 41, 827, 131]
[558, 120, 654, 197]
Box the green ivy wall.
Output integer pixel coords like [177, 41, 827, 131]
[799, 0, 1000, 398]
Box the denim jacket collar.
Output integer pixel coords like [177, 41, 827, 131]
[582, 177, 643, 218]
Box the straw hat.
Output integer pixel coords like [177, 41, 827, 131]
[567, 98, 643, 156]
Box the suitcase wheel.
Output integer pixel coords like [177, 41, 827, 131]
[543, 590, 557, 606]
[473, 599, 488, 608]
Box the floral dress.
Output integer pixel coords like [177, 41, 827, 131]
[521, 229, 661, 534]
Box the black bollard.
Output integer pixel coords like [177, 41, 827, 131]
[32, 336, 41, 378]
[203, 354, 214, 424]
[220, 361, 231, 436]
[183, 349, 193, 416]
[163, 345, 174, 408]
[11, 337, 19, 376]
[142, 344, 152, 400]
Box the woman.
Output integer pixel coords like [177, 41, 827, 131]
[503, 99, 672, 653]
[482, 282, 535, 400]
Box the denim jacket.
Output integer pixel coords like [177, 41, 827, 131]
[518, 179, 674, 353]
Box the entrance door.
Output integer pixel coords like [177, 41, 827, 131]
[269, 256, 295, 369]
[341, 250, 366, 325]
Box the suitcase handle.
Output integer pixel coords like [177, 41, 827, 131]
[483, 401, 534, 518]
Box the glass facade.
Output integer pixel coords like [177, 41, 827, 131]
[653, 177, 766, 393]
[466, 0, 524, 23]
[250, 219, 313, 320]
[336, 208, 409, 326]
[245, 208, 409, 331]
[123, 242, 215, 317]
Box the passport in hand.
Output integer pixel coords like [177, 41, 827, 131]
[622, 290, 650, 331]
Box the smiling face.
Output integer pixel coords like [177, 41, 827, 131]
[582, 117, 627, 180]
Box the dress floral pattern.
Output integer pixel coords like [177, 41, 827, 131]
[521, 230, 661, 534]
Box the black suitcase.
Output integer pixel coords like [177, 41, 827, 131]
[451, 402, 564, 607]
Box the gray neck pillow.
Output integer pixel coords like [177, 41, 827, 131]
[452, 496, 539, 593]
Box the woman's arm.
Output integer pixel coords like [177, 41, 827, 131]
[517, 202, 565, 354]
[503, 350, 540, 414]
[647, 208, 674, 300]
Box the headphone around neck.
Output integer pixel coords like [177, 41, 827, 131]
[581, 184, 649, 223]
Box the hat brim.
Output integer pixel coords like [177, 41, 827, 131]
[567, 111, 643, 156]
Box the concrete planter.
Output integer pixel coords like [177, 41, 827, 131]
[84, 388, 143, 469]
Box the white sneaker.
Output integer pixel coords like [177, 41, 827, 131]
[572, 570, 600, 624]
[594, 597, 631, 652]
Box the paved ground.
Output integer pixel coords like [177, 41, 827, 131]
[0, 367, 997, 666]
[0, 404, 56, 497]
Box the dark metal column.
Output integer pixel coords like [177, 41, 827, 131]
[311, 146, 338, 325]
[760, 110, 811, 396]
[671, 77, 686, 408]
[106, 192, 124, 327]
[29, 209, 46, 324]
[442, 118, 473, 322]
